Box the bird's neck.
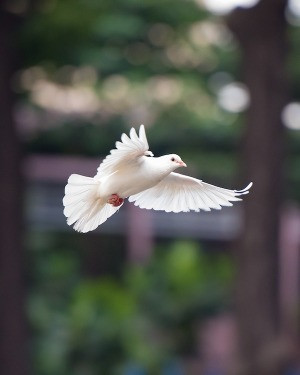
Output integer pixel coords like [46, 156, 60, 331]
[147, 156, 174, 179]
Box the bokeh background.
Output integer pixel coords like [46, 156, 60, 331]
[1, 0, 300, 374]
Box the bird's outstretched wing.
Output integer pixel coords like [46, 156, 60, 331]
[95, 124, 152, 178]
[129, 172, 252, 213]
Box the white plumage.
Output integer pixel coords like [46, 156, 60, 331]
[63, 125, 252, 233]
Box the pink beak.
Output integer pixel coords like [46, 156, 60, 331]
[179, 161, 187, 167]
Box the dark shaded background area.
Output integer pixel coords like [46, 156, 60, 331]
[1, 0, 300, 374]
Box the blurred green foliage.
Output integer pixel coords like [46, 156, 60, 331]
[28, 233, 233, 375]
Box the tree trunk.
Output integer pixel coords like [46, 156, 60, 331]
[0, 8, 28, 375]
[227, 1, 288, 374]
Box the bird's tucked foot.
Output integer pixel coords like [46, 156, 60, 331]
[107, 194, 124, 207]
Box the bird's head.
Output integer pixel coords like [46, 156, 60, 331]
[160, 154, 187, 171]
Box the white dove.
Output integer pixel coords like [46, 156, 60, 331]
[63, 124, 252, 233]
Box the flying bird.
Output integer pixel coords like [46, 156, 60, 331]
[63, 125, 252, 233]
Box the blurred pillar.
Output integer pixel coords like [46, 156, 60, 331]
[0, 7, 28, 375]
[198, 314, 237, 375]
[227, 0, 288, 374]
[279, 206, 300, 336]
[126, 203, 153, 264]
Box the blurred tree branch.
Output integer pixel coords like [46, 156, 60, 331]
[0, 5, 28, 375]
[227, 0, 289, 374]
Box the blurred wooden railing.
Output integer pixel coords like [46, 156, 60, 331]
[23, 154, 243, 242]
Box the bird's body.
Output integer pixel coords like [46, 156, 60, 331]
[63, 125, 252, 233]
[97, 156, 168, 199]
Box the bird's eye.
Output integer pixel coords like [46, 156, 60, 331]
[171, 157, 175, 162]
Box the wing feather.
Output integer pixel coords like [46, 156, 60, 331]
[129, 173, 252, 213]
[96, 124, 152, 178]
[139, 125, 149, 149]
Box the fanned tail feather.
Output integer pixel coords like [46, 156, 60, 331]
[63, 174, 122, 233]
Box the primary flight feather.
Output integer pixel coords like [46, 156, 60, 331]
[63, 125, 252, 233]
